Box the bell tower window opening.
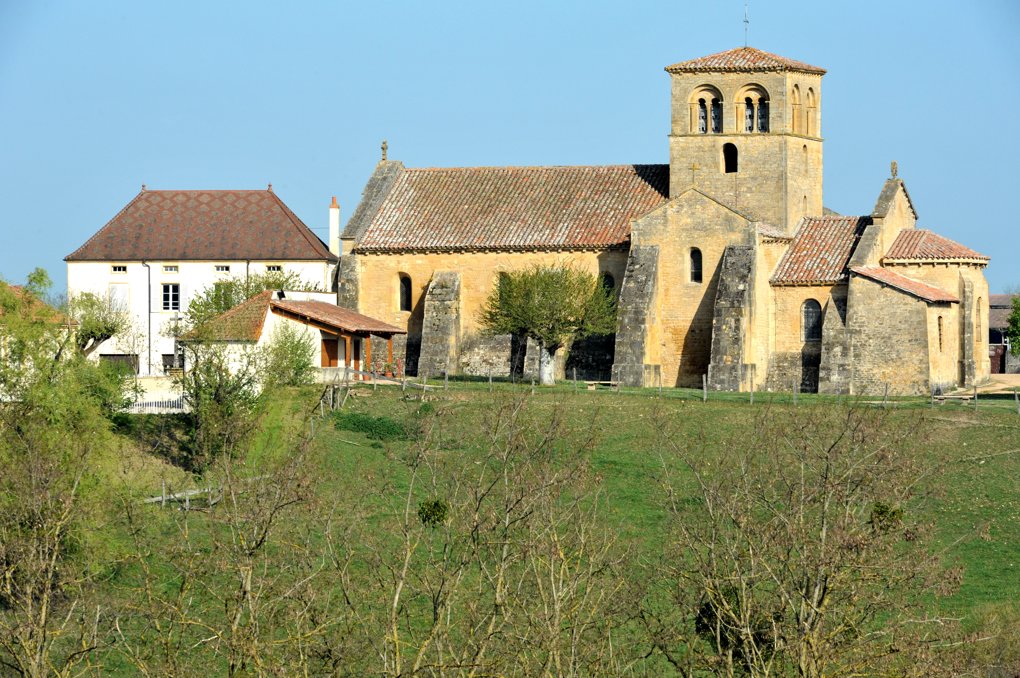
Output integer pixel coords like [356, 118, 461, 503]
[398, 274, 412, 312]
[806, 88, 817, 136]
[698, 99, 707, 134]
[689, 248, 703, 283]
[723, 143, 738, 173]
[757, 98, 769, 132]
[791, 85, 802, 134]
[710, 98, 722, 133]
[802, 299, 822, 342]
[744, 98, 754, 132]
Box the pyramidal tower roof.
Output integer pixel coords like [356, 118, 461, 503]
[665, 46, 825, 75]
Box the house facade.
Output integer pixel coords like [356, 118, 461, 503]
[337, 47, 991, 395]
[66, 187, 339, 375]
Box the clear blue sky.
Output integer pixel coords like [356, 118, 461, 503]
[2, 0, 1018, 292]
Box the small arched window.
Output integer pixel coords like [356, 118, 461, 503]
[791, 84, 802, 134]
[690, 248, 703, 283]
[802, 299, 822, 342]
[398, 274, 412, 312]
[723, 143, 738, 173]
[698, 99, 707, 134]
[710, 98, 722, 133]
[806, 88, 817, 136]
[744, 97, 754, 133]
[599, 272, 616, 293]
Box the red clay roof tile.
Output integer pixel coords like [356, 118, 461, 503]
[66, 189, 336, 262]
[884, 229, 989, 262]
[271, 300, 405, 336]
[850, 266, 959, 303]
[771, 216, 870, 284]
[665, 47, 825, 75]
[353, 164, 669, 253]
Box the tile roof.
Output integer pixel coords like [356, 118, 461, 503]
[66, 189, 336, 262]
[0, 283, 71, 325]
[665, 47, 826, 75]
[756, 223, 791, 240]
[884, 229, 989, 262]
[990, 294, 1019, 330]
[850, 266, 959, 303]
[352, 164, 669, 253]
[271, 300, 405, 336]
[185, 290, 274, 341]
[771, 216, 871, 285]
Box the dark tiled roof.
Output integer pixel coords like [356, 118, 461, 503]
[352, 164, 669, 253]
[271, 300, 405, 336]
[771, 216, 871, 284]
[990, 294, 1019, 330]
[885, 229, 989, 262]
[66, 189, 336, 262]
[850, 266, 959, 303]
[665, 47, 825, 75]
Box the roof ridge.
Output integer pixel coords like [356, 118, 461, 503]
[404, 163, 667, 173]
[65, 189, 146, 261]
[266, 190, 334, 260]
[665, 46, 826, 74]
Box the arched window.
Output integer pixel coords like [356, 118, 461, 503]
[737, 84, 770, 133]
[690, 85, 723, 134]
[398, 274, 412, 312]
[802, 299, 822, 341]
[599, 272, 616, 293]
[710, 98, 722, 133]
[806, 88, 817, 136]
[744, 97, 754, 133]
[791, 84, 802, 134]
[977, 299, 982, 340]
[690, 248, 703, 283]
[723, 143, 738, 173]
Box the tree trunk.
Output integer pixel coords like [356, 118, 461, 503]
[539, 344, 556, 386]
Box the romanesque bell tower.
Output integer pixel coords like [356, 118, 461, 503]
[666, 47, 825, 233]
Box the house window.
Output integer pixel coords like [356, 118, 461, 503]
[162, 352, 184, 371]
[162, 283, 180, 311]
[723, 143, 738, 173]
[111, 265, 127, 274]
[690, 248, 703, 284]
[267, 265, 283, 273]
[399, 274, 412, 312]
[108, 284, 128, 311]
[215, 265, 230, 273]
[163, 265, 178, 273]
[802, 299, 822, 341]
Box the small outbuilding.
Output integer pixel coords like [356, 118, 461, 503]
[185, 290, 406, 380]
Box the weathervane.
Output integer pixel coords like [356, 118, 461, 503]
[744, 0, 749, 47]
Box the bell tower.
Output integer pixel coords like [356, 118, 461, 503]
[665, 47, 825, 233]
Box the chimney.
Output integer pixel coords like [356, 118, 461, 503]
[328, 196, 341, 257]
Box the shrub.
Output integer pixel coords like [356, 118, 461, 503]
[332, 411, 407, 441]
[417, 498, 449, 527]
[261, 323, 316, 387]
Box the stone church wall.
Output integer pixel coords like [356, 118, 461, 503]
[613, 245, 659, 387]
[707, 245, 755, 391]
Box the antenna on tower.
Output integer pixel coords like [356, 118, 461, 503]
[744, 0, 750, 47]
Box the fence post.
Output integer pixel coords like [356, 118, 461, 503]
[444, 370, 449, 390]
[573, 368, 578, 393]
[883, 382, 889, 409]
[702, 374, 707, 403]
[401, 376, 407, 393]
[750, 379, 754, 406]
[793, 380, 798, 407]
[531, 378, 535, 396]
[974, 384, 978, 411]
[488, 369, 493, 393]
[373, 370, 378, 391]
[1015, 387, 1019, 415]
[658, 369, 663, 398]
[930, 387, 935, 409]
[161, 478, 166, 508]
[320, 400, 324, 417]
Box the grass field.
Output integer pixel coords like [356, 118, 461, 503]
[41, 380, 1020, 674]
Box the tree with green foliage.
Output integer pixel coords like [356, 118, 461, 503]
[67, 291, 132, 357]
[479, 264, 616, 385]
[1007, 296, 1020, 356]
[0, 271, 130, 675]
[260, 322, 317, 387]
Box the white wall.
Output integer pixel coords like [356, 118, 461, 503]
[67, 259, 334, 375]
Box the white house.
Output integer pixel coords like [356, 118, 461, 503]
[66, 186, 341, 375]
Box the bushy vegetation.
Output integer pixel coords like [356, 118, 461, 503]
[332, 410, 408, 440]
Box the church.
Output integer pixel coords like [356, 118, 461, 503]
[336, 47, 990, 395]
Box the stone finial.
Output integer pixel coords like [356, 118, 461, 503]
[890, 161, 898, 179]
[267, 182, 273, 192]
[141, 183, 147, 191]
[381, 139, 388, 162]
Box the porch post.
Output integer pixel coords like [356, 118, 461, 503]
[364, 335, 373, 381]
